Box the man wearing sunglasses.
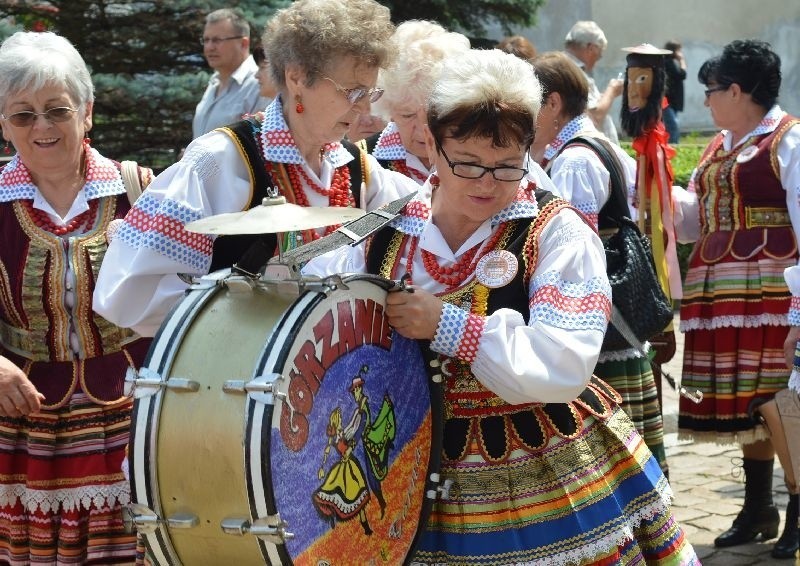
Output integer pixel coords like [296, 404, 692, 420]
[192, 8, 269, 139]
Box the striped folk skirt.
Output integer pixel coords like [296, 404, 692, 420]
[594, 356, 668, 474]
[0, 392, 134, 565]
[678, 324, 790, 445]
[410, 378, 698, 565]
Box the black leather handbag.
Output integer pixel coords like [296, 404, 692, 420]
[562, 136, 673, 352]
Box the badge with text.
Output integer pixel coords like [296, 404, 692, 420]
[476, 250, 518, 288]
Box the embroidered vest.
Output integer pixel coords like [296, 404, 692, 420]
[695, 114, 799, 263]
[0, 188, 151, 408]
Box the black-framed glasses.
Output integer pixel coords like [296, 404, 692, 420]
[200, 36, 244, 47]
[323, 77, 384, 105]
[435, 139, 528, 182]
[1, 107, 78, 127]
[704, 85, 729, 98]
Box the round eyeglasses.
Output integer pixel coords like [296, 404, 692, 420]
[1, 107, 78, 127]
[323, 77, 384, 105]
[435, 139, 528, 182]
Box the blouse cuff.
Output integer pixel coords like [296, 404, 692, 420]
[789, 296, 800, 326]
[430, 302, 486, 362]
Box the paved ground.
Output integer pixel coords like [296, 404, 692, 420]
[660, 315, 795, 564]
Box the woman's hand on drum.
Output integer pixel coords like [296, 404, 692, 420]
[784, 326, 800, 369]
[386, 288, 443, 340]
[0, 356, 45, 417]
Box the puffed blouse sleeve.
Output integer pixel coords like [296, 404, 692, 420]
[93, 131, 253, 337]
[433, 208, 611, 405]
[778, 123, 800, 323]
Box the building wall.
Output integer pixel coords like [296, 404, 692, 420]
[485, 0, 800, 136]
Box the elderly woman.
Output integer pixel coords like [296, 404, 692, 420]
[672, 39, 800, 558]
[0, 32, 152, 563]
[529, 51, 670, 474]
[364, 20, 470, 185]
[304, 48, 698, 565]
[94, 0, 417, 337]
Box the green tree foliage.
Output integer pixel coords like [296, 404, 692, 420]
[380, 0, 545, 38]
[0, 0, 541, 170]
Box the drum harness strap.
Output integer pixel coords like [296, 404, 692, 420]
[281, 191, 417, 275]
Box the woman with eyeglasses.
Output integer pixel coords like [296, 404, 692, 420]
[303, 48, 698, 565]
[528, 51, 671, 476]
[671, 39, 800, 559]
[0, 32, 153, 563]
[94, 0, 417, 337]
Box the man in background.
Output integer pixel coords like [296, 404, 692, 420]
[564, 20, 623, 144]
[192, 8, 269, 139]
[663, 40, 687, 144]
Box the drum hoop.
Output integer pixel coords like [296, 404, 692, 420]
[246, 274, 444, 564]
[248, 287, 325, 564]
[130, 282, 224, 566]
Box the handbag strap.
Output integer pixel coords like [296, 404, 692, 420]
[559, 135, 629, 228]
[557, 136, 650, 351]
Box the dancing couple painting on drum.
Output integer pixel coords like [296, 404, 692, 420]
[313, 365, 396, 533]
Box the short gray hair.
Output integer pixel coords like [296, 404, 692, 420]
[206, 8, 250, 37]
[427, 49, 541, 149]
[263, 0, 395, 90]
[375, 20, 470, 118]
[0, 32, 94, 113]
[564, 20, 607, 50]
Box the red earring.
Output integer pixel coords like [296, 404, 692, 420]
[2, 142, 10, 155]
[295, 95, 304, 114]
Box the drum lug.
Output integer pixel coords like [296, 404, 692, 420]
[126, 506, 200, 535]
[127, 368, 200, 398]
[167, 513, 200, 529]
[220, 514, 295, 545]
[426, 473, 454, 500]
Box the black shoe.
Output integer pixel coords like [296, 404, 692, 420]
[772, 494, 799, 559]
[714, 504, 780, 547]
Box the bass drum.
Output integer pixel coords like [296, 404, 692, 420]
[128, 272, 443, 565]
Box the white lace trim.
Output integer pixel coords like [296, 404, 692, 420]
[0, 481, 130, 514]
[679, 313, 788, 332]
[678, 424, 771, 446]
[598, 343, 649, 363]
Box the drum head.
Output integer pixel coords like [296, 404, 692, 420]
[248, 275, 442, 564]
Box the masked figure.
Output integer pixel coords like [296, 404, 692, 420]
[620, 43, 682, 391]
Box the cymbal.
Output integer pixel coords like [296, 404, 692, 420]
[185, 197, 365, 235]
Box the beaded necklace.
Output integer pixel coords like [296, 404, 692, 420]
[264, 160, 354, 241]
[404, 221, 508, 292]
[21, 197, 99, 236]
[391, 160, 428, 183]
[283, 162, 353, 208]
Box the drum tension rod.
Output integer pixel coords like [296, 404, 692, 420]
[221, 514, 295, 545]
